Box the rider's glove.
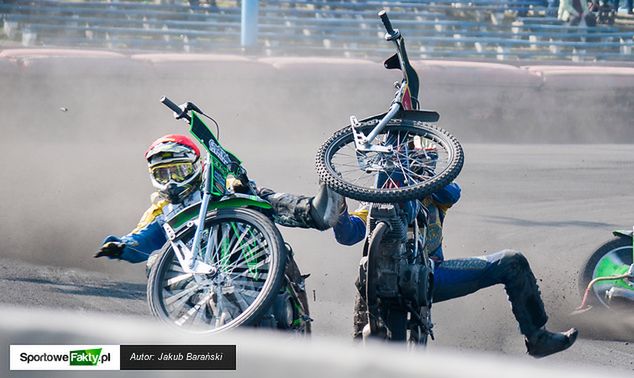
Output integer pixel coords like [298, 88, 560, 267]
[227, 170, 255, 195]
[95, 237, 126, 259]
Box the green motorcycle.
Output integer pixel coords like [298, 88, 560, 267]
[577, 227, 634, 311]
[146, 97, 310, 334]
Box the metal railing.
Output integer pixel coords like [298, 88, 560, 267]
[1, 0, 633, 61]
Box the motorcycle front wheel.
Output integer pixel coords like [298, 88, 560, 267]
[147, 208, 287, 333]
[579, 236, 633, 310]
[316, 118, 463, 203]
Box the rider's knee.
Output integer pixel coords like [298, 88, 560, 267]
[500, 249, 530, 271]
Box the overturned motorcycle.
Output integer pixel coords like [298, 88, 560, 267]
[145, 98, 310, 334]
[576, 227, 634, 312]
[316, 11, 463, 346]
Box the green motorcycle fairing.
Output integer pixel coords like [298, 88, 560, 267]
[593, 232, 633, 291]
[163, 194, 273, 240]
[189, 112, 242, 197]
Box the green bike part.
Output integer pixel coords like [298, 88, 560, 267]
[225, 222, 260, 276]
[166, 196, 273, 233]
[593, 242, 633, 291]
[189, 112, 241, 164]
[285, 286, 305, 328]
[189, 112, 242, 197]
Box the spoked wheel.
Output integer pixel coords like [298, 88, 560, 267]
[316, 118, 463, 203]
[579, 237, 633, 310]
[147, 208, 287, 333]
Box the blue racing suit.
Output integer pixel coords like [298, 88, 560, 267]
[100, 185, 324, 264]
[100, 191, 201, 263]
[334, 182, 548, 338]
[100, 187, 315, 330]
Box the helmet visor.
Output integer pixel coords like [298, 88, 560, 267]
[150, 162, 195, 185]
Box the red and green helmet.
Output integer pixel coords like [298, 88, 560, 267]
[144, 134, 202, 203]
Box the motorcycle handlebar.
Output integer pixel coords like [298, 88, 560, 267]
[160, 96, 191, 121]
[160, 96, 180, 113]
[378, 10, 396, 36]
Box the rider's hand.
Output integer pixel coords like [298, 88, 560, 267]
[227, 171, 254, 194]
[95, 241, 125, 259]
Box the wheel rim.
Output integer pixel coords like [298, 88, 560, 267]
[325, 123, 455, 195]
[591, 245, 633, 308]
[157, 218, 275, 332]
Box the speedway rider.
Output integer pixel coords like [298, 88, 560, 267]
[97, 134, 577, 357]
[333, 144, 578, 358]
[95, 134, 343, 325]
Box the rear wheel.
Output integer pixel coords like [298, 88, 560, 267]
[316, 118, 463, 203]
[365, 222, 389, 338]
[365, 221, 432, 344]
[365, 222, 412, 342]
[147, 208, 287, 333]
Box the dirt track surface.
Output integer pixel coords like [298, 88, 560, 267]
[1, 53, 633, 372]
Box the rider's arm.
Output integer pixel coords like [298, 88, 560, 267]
[432, 182, 461, 209]
[333, 206, 367, 246]
[98, 200, 169, 263]
[431, 181, 460, 225]
[121, 220, 167, 263]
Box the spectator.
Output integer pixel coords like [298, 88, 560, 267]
[597, 0, 616, 24]
[558, 0, 597, 25]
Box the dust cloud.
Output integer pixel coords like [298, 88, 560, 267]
[1, 54, 633, 357]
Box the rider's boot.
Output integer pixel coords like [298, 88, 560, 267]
[525, 327, 578, 358]
[468, 250, 578, 358]
[309, 183, 344, 230]
[257, 184, 344, 230]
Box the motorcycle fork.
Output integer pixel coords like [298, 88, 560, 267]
[169, 153, 216, 275]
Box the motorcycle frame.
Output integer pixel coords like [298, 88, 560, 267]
[351, 13, 421, 153]
[359, 11, 437, 343]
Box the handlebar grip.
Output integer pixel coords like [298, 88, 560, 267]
[160, 96, 182, 114]
[378, 10, 395, 35]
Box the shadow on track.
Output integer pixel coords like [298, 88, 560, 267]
[5, 277, 145, 299]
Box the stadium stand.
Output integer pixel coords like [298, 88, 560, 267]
[1, 0, 633, 61]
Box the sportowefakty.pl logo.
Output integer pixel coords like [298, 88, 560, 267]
[19, 348, 111, 366]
